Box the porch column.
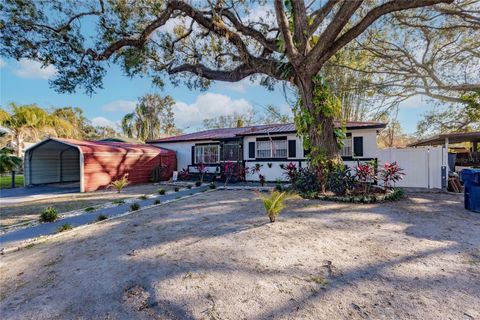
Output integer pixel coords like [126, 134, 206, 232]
[442, 137, 449, 190]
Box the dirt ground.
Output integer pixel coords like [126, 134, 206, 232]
[0, 190, 479, 320]
[0, 183, 177, 229]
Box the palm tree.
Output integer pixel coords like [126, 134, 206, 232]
[0, 103, 74, 156]
[0, 146, 22, 175]
[121, 94, 177, 141]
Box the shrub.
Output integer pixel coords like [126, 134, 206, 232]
[274, 179, 283, 192]
[259, 174, 266, 186]
[281, 162, 298, 184]
[209, 182, 216, 189]
[195, 181, 202, 187]
[113, 199, 125, 205]
[327, 167, 354, 196]
[158, 188, 166, 195]
[379, 162, 405, 191]
[97, 214, 108, 221]
[385, 188, 406, 201]
[222, 161, 235, 186]
[139, 195, 148, 200]
[109, 174, 129, 193]
[294, 168, 320, 194]
[130, 203, 140, 211]
[84, 207, 96, 212]
[187, 185, 192, 189]
[153, 199, 161, 205]
[174, 187, 180, 192]
[354, 162, 375, 194]
[259, 191, 289, 223]
[57, 223, 73, 233]
[39, 207, 58, 222]
[195, 162, 207, 183]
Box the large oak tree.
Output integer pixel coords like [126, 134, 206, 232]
[1, 0, 456, 164]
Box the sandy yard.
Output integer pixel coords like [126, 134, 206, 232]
[0, 183, 178, 229]
[0, 190, 479, 320]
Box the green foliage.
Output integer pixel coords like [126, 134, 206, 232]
[153, 199, 161, 205]
[0, 147, 22, 174]
[130, 203, 140, 211]
[174, 187, 179, 192]
[57, 223, 73, 233]
[195, 181, 202, 187]
[139, 195, 148, 200]
[109, 175, 129, 193]
[294, 168, 321, 194]
[96, 214, 108, 221]
[113, 199, 125, 205]
[274, 179, 283, 192]
[259, 191, 290, 223]
[158, 188, 166, 195]
[187, 185, 192, 189]
[39, 207, 58, 222]
[84, 207, 96, 212]
[384, 188, 406, 201]
[209, 182, 216, 189]
[327, 167, 355, 196]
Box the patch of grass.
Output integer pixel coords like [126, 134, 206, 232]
[96, 214, 108, 221]
[130, 203, 140, 211]
[174, 187, 180, 192]
[39, 207, 58, 223]
[306, 275, 329, 286]
[0, 174, 24, 189]
[57, 223, 73, 233]
[139, 195, 148, 200]
[84, 207, 96, 212]
[113, 199, 125, 205]
[158, 188, 166, 195]
[153, 199, 161, 205]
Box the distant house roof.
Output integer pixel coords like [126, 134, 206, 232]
[27, 137, 175, 155]
[408, 131, 480, 147]
[97, 137, 142, 144]
[147, 121, 386, 143]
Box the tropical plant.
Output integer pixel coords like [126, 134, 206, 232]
[130, 203, 140, 211]
[39, 207, 58, 222]
[97, 214, 108, 221]
[259, 191, 290, 223]
[0, 147, 22, 175]
[209, 182, 216, 189]
[379, 162, 405, 191]
[158, 188, 166, 195]
[259, 174, 266, 187]
[195, 162, 207, 184]
[57, 223, 73, 233]
[281, 162, 298, 184]
[294, 168, 321, 194]
[222, 161, 235, 187]
[154, 199, 161, 205]
[354, 162, 376, 194]
[109, 175, 129, 193]
[327, 167, 355, 196]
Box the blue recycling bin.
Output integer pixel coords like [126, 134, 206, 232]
[460, 169, 480, 212]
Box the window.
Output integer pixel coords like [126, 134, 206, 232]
[256, 139, 288, 158]
[194, 145, 219, 164]
[340, 137, 352, 157]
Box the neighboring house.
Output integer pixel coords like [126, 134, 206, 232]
[148, 121, 386, 182]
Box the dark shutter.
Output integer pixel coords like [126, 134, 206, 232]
[353, 137, 364, 157]
[288, 140, 296, 158]
[191, 146, 195, 164]
[248, 142, 255, 159]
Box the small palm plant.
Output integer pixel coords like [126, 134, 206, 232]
[259, 191, 289, 223]
[109, 174, 129, 193]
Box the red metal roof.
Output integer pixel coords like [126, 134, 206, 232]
[49, 138, 175, 155]
[148, 121, 386, 143]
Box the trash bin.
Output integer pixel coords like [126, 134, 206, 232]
[460, 169, 480, 212]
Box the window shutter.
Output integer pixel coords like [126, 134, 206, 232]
[353, 137, 364, 157]
[248, 142, 255, 159]
[191, 146, 195, 164]
[288, 140, 296, 158]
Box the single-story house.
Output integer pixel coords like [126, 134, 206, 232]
[24, 138, 176, 192]
[148, 121, 386, 182]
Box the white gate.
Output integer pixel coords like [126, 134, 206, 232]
[377, 147, 444, 189]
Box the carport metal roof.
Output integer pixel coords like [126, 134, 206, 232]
[408, 132, 480, 147]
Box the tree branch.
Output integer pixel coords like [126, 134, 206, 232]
[274, 0, 299, 60]
[308, 0, 340, 35]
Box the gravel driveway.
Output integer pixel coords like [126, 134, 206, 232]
[0, 190, 478, 319]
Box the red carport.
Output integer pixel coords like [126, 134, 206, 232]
[24, 138, 176, 192]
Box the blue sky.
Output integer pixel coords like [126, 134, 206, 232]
[0, 57, 432, 134]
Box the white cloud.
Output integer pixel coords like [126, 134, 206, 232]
[173, 93, 253, 130]
[0, 58, 5, 68]
[217, 78, 261, 92]
[91, 117, 117, 129]
[102, 100, 136, 113]
[12, 58, 57, 80]
[398, 95, 428, 109]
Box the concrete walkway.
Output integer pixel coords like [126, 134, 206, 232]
[0, 185, 210, 249]
[0, 184, 79, 205]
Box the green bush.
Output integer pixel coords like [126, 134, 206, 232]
[259, 191, 290, 223]
[130, 203, 140, 211]
[139, 195, 148, 200]
[294, 168, 320, 194]
[209, 183, 216, 189]
[385, 188, 406, 201]
[195, 181, 202, 187]
[187, 185, 192, 189]
[97, 214, 108, 221]
[174, 187, 179, 192]
[113, 199, 125, 205]
[84, 207, 96, 212]
[57, 223, 73, 233]
[39, 207, 58, 222]
[327, 167, 354, 196]
[158, 188, 166, 195]
[154, 199, 161, 205]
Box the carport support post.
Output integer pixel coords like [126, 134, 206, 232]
[442, 137, 449, 190]
[11, 171, 15, 188]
